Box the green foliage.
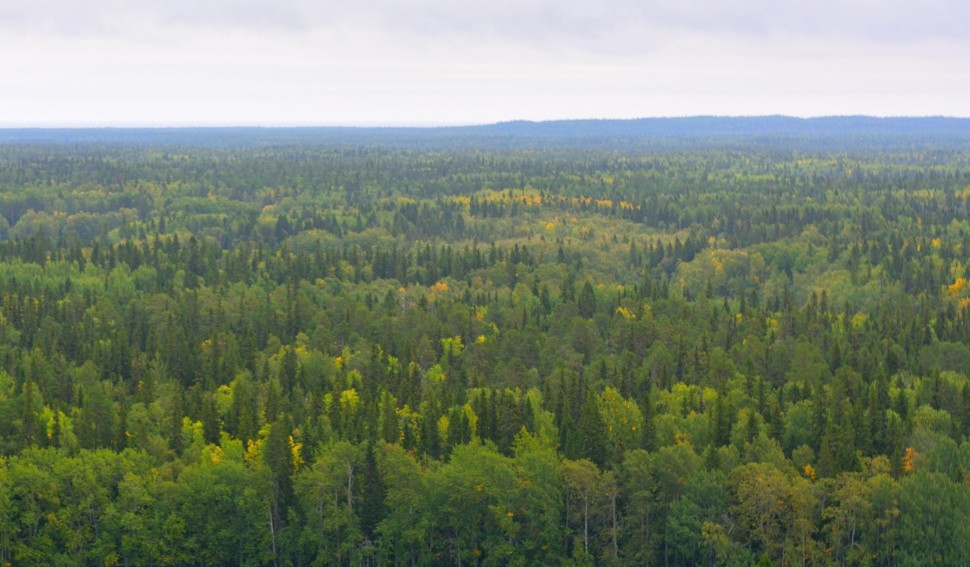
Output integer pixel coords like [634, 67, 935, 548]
[0, 141, 968, 564]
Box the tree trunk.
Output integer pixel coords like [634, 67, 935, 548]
[268, 503, 280, 567]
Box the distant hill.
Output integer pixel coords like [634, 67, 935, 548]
[2, 116, 970, 150]
[470, 116, 970, 138]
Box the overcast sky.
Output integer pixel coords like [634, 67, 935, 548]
[2, 0, 967, 126]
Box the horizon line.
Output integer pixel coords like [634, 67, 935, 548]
[2, 114, 969, 130]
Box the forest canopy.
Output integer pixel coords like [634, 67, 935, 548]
[0, 129, 970, 566]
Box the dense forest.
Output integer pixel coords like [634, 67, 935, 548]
[1, 132, 970, 566]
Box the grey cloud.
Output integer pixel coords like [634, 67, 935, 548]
[631, 0, 969, 43]
[0, 0, 313, 35]
[4, 0, 967, 46]
[159, 1, 312, 32]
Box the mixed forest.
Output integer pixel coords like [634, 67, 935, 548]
[1, 129, 970, 566]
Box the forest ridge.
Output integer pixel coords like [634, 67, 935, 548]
[3, 115, 970, 149]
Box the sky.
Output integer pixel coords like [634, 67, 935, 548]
[1, 0, 968, 126]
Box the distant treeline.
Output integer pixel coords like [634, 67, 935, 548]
[2, 115, 970, 150]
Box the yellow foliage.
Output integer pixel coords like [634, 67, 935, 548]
[438, 415, 449, 441]
[949, 277, 970, 297]
[441, 335, 464, 357]
[244, 438, 263, 466]
[427, 364, 446, 382]
[462, 403, 479, 433]
[294, 345, 309, 359]
[339, 388, 361, 410]
[432, 281, 449, 293]
[767, 317, 779, 334]
[709, 252, 725, 276]
[289, 435, 304, 470]
[615, 306, 636, 320]
[42, 405, 56, 440]
[803, 464, 816, 480]
[903, 447, 918, 472]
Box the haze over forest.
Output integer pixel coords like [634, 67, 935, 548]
[4, 116, 970, 149]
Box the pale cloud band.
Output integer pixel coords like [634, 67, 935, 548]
[2, 0, 967, 125]
[6, 0, 968, 42]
